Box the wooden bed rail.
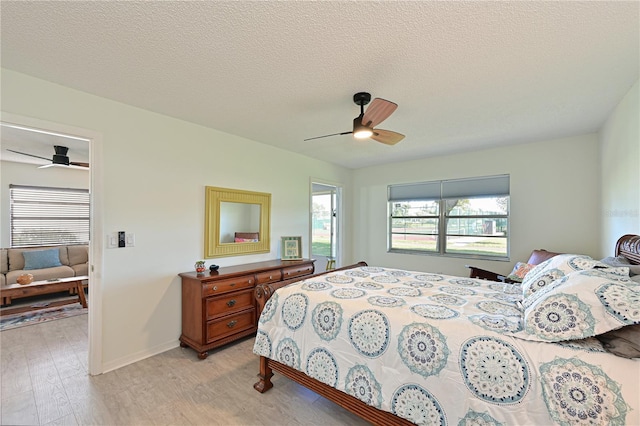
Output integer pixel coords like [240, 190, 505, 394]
[254, 261, 367, 317]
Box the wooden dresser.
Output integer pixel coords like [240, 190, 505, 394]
[179, 259, 315, 359]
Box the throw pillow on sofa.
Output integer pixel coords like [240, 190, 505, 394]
[23, 248, 62, 270]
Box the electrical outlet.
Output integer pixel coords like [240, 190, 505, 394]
[126, 233, 135, 247]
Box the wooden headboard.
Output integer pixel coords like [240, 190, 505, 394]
[615, 234, 640, 265]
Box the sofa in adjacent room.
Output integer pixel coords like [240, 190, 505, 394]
[0, 245, 89, 303]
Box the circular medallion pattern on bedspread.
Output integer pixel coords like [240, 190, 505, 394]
[282, 293, 308, 330]
[371, 275, 400, 284]
[253, 330, 272, 357]
[331, 288, 366, 299]
[355, 281, 384, 290]
[345, 364, 382, 408]
[403, 280, 434, 289]
[368, 295, 406, 308]
[525, 294, 595, 341]
[439, 285, 476, 296]
[415, 274, 445, 282]
[596, 282, 640, 323]
[305, 347, 339, 387]
[459, 336, 530, 404]
[469, 315, 522, 333]
[391, 384, 446, 426]
[398, 322, 449, 377]
[326, 274, 354, 284]
[388, 286, 421, 297]
[489, 283, 521, 294]
[522, 269, 564, 300]
[539, 358, 627, 425]
[276, 338, 301, 369]
[458, 409, 504, 426]
[348, 309, 390, 357]
[448, 278, 481, 287]
[428, 294, 466, 306]
[411, 304, 459, 319]
[311, 301, 343, 341]
[360, 266, 384, 273]
[259, 293, 278, 324]
[476, 300, 521, 317]
[301, 281, 332, 291]
[344, 269, 370, 278]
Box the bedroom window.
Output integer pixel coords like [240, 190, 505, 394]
[9, 184, 90, 247]
[388, 175, 509, 259]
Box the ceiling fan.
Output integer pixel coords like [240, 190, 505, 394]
[7, 145, 89, 169]
[305, 92, 405, 145]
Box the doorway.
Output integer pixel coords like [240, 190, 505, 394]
[311, 182, 341, 271]
[0, 113, 103, 375]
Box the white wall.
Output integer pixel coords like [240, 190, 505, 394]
[352, 134, 601, 277]
[600, 79, 640, 253]
[1, 69, 353, 372]
[0, 161, 90, 247]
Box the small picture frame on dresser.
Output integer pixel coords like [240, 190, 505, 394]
[281, 236, 302, 260]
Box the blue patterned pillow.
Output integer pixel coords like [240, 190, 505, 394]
[23, 248, 62, 270]
[518, 268, 639, 342]
[521, 254, 604, 302]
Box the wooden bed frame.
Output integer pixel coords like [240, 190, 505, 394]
[253, 234, 640, 425]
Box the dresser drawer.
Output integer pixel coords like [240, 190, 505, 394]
[205, 289, 254, 320]
[203, 275, 254, 296]
[255, 269, 282, 284]
[206, 309, 256, 343]
[282, 264, 314, 279]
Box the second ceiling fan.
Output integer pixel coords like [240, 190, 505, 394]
[305, 92, 405, 145]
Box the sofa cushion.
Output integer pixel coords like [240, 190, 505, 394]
[67, 245, 88, 266]
[8, 246, 69, 271]
[5, 265, 75, 285]
[1, 249, 7, 274]
[72, 263, 89, 277]
[23, 248, 63, 270]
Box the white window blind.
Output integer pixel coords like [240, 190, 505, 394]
[10, 184, 90, 247]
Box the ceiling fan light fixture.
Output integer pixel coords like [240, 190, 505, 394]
[353, 117, 373, 139]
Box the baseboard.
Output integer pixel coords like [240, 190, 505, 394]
[101, 339, 179, 374]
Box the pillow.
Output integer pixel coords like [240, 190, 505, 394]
[516, 268, 640, 342]
[596, 324, 640, 358]
[234, 237, 258, 243]
[600, 256, 640, 276]
[521, 254, 604, 302]
[506, 262, 536, 282]
[22, 248, 62, 270]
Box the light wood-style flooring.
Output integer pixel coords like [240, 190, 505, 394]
[0, 313, 368, 425]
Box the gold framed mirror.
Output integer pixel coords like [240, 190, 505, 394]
[204, 186, 271, 258]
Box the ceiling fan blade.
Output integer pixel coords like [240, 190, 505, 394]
[6, 149, 51, 161]
[304, 131, 352, 141]
[70, 161, 89, 168]
[371, 129, 405, 145]
[361, 98, 398, 128]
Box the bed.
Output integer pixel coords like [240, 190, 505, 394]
[253, 234, 640, 425]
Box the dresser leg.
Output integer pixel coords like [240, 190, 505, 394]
[198, 351, 209, 360]
[179, 341, 188, 348]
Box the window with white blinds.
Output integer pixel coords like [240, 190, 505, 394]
[10, 184, 90, 247]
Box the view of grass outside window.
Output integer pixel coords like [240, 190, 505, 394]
[312, 193, 333, 257]
[388, 175, 509, 259]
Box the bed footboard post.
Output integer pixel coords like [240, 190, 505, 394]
[254, 356, 274, 393]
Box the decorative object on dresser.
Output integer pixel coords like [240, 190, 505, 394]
[178, 259, 315, 359]
[280, 236, 302, 260]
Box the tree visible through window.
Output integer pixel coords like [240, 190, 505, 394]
[388, 175, 509, 259]
[10, 184, 90, 247]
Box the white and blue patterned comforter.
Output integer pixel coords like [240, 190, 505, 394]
[253, 266, 639, 425]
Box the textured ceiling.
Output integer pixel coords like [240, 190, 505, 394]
[1, 1, 638, 169]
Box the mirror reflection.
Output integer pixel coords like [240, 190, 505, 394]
[219, 202, 261, 243]
[204, 186, 271, 258]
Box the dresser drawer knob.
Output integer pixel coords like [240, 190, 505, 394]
[230, 283, 236, 287]
[227, 320, 238, 328]
[269, 275, 273, 280]
[213, 286, 218, 291]
[226, 299, 236, 307]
